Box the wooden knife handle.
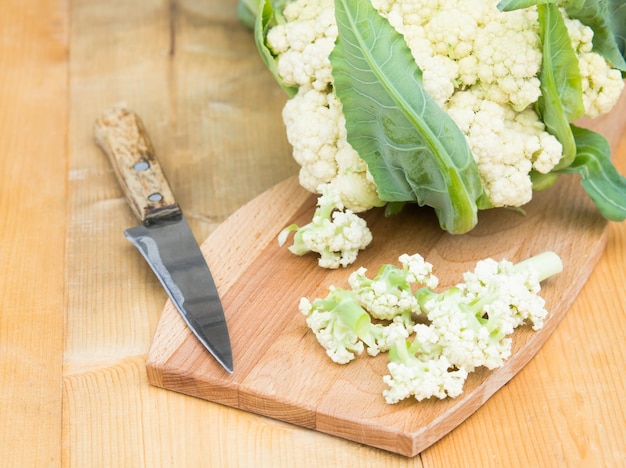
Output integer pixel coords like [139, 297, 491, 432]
[94, 106, 182, 225]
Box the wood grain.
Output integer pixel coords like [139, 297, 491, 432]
[2, 0, 625, 465]
[0, 0, 67, 465]
[94, 107, 182, 224]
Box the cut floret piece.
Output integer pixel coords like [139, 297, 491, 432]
[382, 251, 563, 403]
[383, 339, 469, 404]
[414, 251, 562, 371]
[348, 253, 439, 321]
[278, 183, 372, 268]
[299, 286, 412, 364]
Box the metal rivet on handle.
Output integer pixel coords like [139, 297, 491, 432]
[148, 193, 163, 202]
[134, 161, 150, 171]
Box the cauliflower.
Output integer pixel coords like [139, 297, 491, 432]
[382, 251, 562, 403]
[298, 250, 563, 403]
[241, 0, 626, 265]
[383, 343, 468, 403]
[261, 0, 623, 214]
[348, 253, 439, 320]
[278, 183, 372, 268]
[299, 286, 413, 363]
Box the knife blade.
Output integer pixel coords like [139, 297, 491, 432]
[94, 106, 233, 373]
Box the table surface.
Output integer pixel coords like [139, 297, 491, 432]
[1, 1, 625, 466]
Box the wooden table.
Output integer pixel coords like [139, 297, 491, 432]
[1, 1, 625, 465]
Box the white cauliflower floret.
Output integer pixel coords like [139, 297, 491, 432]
[423, 9, 477, 60]
[420, 55, 459, 105]
[267, 0, 336, 90]
[327, 172, 382, 213]
[370, 320, 413, 357]
[578, 52, 625, 118]
[418, 292, 515, 371]
[564, 14, 594, 54]
[272, 36, 336, 90]
[461, 257, 548, 330]
[473, 13, 542, 110]
[383, 351, 468, 404]
[300, 286, 414, 363]
[278, 184, 372, 269]
[283, 87, 341, 190]
[348, 253, 438, 320]
[283, 86, 383, 212]
[299, 296, 364, 364]
[446, 90, 562, 206]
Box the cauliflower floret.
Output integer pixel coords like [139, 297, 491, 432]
[446, 90, 562, 206]
[578, 52, 625, 118]
[283, 87, 341, 190]
[417, 292, 516, 371]
[514, 108, 563, 174]
[300, 286, 413, 363]
[423, 9, 477, 60]
[299, 296, 365, 364]
[348, 253, 438, 320]
[447, 94, 535, 206]
[420, 55, 459, 105]
[383, 346, 468, 403]
[461, 257, 548, 330]
[283, 86, 384, 212]
[278, 183, 372, 269]
[563, 13, 594, 54]
[327, 172, 382, 213]
[267, 0, 336, 90]
[273, 37, 336, 90]
[473, 11, 542, 110]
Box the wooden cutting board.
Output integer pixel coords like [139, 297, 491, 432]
[146, 170, 608, 457]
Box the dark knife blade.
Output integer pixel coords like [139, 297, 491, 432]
[94, 106, 233, 373]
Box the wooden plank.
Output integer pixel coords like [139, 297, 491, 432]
[64, 1, 184, 464]
[0, 0, 67, 465]
[61, 0, 626, 464]
[65, 1, 387, 467]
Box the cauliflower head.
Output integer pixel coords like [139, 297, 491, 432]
[266, 0, 624, 210]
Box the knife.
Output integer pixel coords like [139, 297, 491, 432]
[94, 106, 233, 373]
